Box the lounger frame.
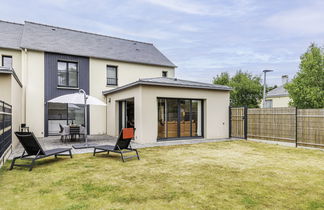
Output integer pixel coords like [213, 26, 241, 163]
[93, 128, 140, 162]
[10, 132, 72, 171]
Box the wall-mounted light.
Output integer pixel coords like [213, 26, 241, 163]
[108, 98, 111, 103]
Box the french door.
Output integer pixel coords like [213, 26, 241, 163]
[118, 99, 135, 133]
[157, 98, 203, 140]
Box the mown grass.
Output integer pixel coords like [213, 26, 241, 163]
[0, 140, 323, 209]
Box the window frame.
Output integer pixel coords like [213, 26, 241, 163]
[162, 71, 168, 77]
[57, 60, 79, 88]
[265, 99, 273, 108]
[157, 97, 204, 140]
[1, 55, 13, 69]
[106, 65, 118, 86]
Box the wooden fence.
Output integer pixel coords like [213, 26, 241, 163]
[297, 109, 324, 148]
[247, 108, 296, 143]
[229, 107, 246, 139]
[230, 107, 324, 149]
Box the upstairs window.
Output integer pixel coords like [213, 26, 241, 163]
[2, 56, 12, 69]
[162, 71, 168, 77]
[264, 99, 273, 108]
[57, 61, 78, 88]
[107, 65, 118, 85]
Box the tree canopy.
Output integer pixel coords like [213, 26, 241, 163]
[285, 43, 324, 108]
[213, 70, 263, 108]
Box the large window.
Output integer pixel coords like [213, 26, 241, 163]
[57, 61, 78, 88]
[107, 65, 118, 85]
[2, 56, 12, 69]
[48, 103, 85, 135]
[158, 98, 203, 139]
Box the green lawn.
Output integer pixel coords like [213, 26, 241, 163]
[0, 140, 324, 210]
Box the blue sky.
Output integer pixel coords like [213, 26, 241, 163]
[1, 0, 323, 85]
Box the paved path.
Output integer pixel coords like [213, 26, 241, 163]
[9, 135, 234, 159]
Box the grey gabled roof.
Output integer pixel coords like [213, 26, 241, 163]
[103, 77, 231, 95]
[0, 20, 24, 50]
[19, 21, 176, 67]
[0, 20, 176, 67]
[266, 85, 289, 98]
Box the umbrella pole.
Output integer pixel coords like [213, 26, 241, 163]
[84, 91, 88, 145]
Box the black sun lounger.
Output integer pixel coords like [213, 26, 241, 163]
[10, 132, 72, 171]
[93, 128, 140, 162]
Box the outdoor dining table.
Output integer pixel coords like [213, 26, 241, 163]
[61, 125, 86, 141]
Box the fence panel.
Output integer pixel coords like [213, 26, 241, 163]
[247, 107, 296, 142]
[0, 101, 12, 160]
[230, 107, 246, 139]
[297, 109, 324, 148]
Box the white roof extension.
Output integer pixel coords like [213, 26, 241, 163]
[103, 77, 232, 95]
[0, 20, 176, 68]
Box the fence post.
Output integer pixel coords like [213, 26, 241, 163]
[229, 106, 232, 138]
[295, 107, 298, 148]
[244, 106, 248, 140]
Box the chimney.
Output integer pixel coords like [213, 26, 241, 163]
[282, 75, 288, 85]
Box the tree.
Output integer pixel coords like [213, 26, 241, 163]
[213, 72, 230, 86]
[213, 70, 263, 108]
[285, 43, 324, 108]
[267, 85, 277, 92]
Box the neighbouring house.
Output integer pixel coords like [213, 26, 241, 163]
[263, 75, 291, 108]
[0, 20, 231, 150]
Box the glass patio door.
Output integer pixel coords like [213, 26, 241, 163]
[180, 100, 191, 137]
[118, 99, 135, 133]
[166, 99, 178, 138]
[47, 103, 85, 135]
[157, 98, 203, 140]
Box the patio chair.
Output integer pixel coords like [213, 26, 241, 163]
[93, 128, 140, 162]
[10, 132, 72, 171]
[70, 126, 80, 141]
[59, 124, 67, 142]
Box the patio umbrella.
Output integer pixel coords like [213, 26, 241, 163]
[68, 104, 81, 109]
[47, 89, 106, 149]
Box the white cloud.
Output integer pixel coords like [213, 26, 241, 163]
[265, 1, 324, 35]
[90, 21, 176, 40]
[141, 0, 257, 17]
[177, 24, 199, 32]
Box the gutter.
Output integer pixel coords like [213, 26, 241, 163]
[102, 80, 232, 95]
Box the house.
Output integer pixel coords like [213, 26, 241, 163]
[263, 75, 291, 108]
[0, 20, 231, 148]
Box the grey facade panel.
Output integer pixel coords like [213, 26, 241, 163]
[44, 52, 90, 136]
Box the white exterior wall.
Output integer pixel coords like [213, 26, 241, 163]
[0, 75, 11, 103]
[271, 96, 290, 107]
[24, 50, 45, 137]
[106, 86, 142, 140]
[105, 85, 230, 144]
[0, 48, 22, 78]
[0, 48, 23, 147]
[262, 96, 291, 108]
[90, 57, 175, 135]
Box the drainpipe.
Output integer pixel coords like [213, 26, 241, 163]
[23, 48, 28, 123]
[105, 96, 108, 135]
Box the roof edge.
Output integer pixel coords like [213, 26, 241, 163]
[266, 94, 289, 98]
[18, 47, 177, 68]
[103, 80, 231, 95]
[0, 19, 24, 26]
